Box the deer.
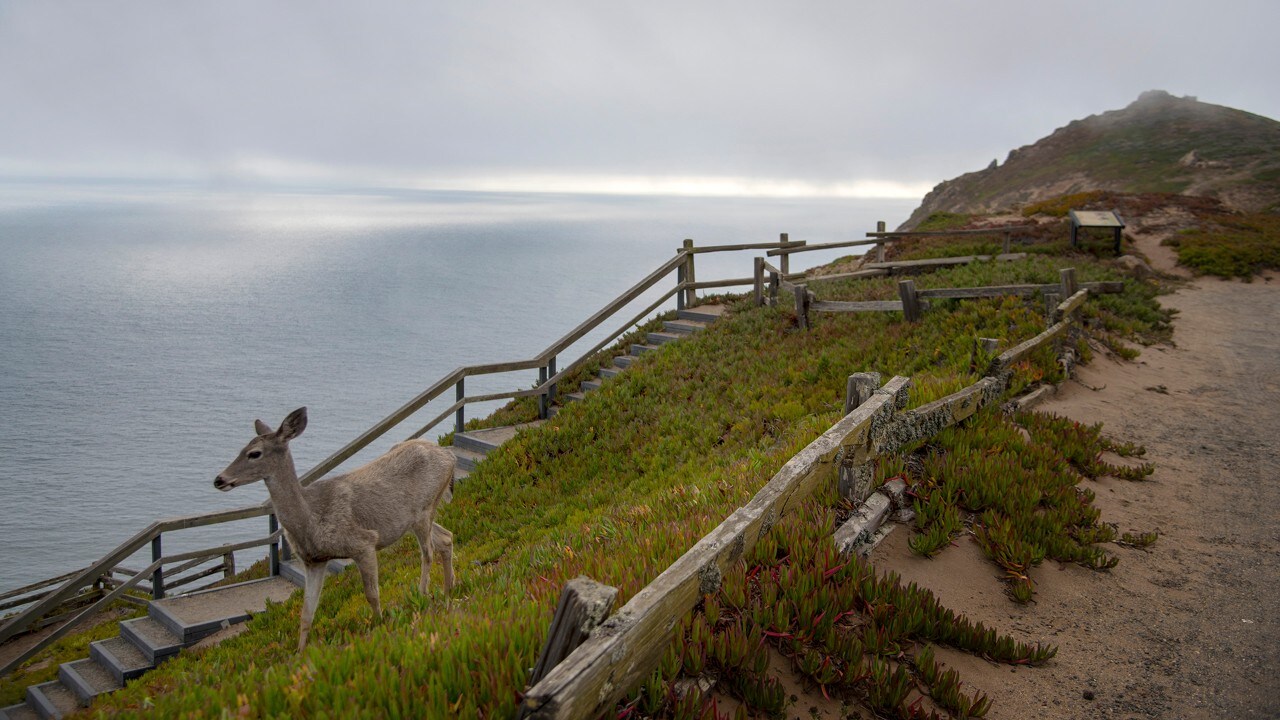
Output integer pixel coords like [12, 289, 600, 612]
[214, 406, 456, 651]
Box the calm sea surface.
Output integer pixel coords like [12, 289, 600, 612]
[0, 180, 914, 591]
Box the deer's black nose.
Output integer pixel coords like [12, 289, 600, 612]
[214, 476, 230, 490]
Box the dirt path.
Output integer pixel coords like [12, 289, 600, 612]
[875, 273, 1280, 719]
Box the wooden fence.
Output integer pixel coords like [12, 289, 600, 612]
[519, 287, 1092, 718]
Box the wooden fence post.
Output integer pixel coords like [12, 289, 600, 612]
[779, 233, 790, 276]
[753, 257, 765, 307]
[223, 552, 236, 580]
[794, 285, 809, 330]
[898, 279, 921, 322]
[876, 221, 887, 263]
[522, 577, 619, 714]
[844, 372, 881, 415]
[1059, 267, 1078, 298]
[682, 239, 696, 309]
[1002, 230, 1012, 255]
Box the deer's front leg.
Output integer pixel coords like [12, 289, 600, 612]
[299, 561, 328, 651]
[352, 545, 382, 621]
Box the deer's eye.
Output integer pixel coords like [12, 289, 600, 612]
[247, 450, 263, 460]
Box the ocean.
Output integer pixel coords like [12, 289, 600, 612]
[0, 180, 915, 592]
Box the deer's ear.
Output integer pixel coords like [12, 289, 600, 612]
[254, 419, 273, 436]
[279, 407, 308, 441]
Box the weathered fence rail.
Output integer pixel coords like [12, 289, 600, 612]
[519, 283, 1093, 717]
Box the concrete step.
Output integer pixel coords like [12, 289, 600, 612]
[599, 366, 623, 379]
[150, 577, 296, 644]
[89, 636, 152, 686]
[581, 378, 603, 392]
[563, 392, 586, 404]
[58, 657, 121, 706]
[280, 559, 352, 588]
[647, 331, 684, 346]
[119, 616, 183, 665]
[25, 681, 77, 720]
[450, 445, 486, 473]
[677, 304, 726, 323]
[0, 702, 39, 720]
[613, 355, 634, 369]
[454, 466, 470, 481]
[630, 343, 658, 356]
[663, 318, 708, 334]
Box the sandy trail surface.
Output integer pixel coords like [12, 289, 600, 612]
[875, 271, 1280, 719]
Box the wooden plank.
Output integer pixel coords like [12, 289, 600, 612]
[987, 320, 1071, 375]
[159, 532, 282, 567]
[0, 569, 84, 604]
[810, 300, 905, 313]
[1055, 288, 1089, 321]
[519, 377, 910, 718]
[685, 241, 804, 254]
[878, 376, 1005, 454]
[917, 284, 1046, 299]
[916, 281, 1122, 300]
[794, 286, 809, 330]
[863, 253, 1026, 271]
[686, 276, 756, 290]
[765, 238, 881, 256]
[805, 268, 889, 283]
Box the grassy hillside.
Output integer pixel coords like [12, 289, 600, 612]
[903, 91, 1280, 228]
[1, 214, 1178, 717]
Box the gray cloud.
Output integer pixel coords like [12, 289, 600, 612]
[1, 1, 1276, 193]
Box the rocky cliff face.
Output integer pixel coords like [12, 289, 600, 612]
[901, 91, 1280, 229]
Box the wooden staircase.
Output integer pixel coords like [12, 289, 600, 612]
[450, 305, 725, 472]
[1, 577, 298, 719]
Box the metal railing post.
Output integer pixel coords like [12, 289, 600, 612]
[455, 378, 465, 435]
[151, 534, 164, 600]
[268, 513, 280, 577]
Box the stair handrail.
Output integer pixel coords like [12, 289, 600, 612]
[0, 238, 796, 667]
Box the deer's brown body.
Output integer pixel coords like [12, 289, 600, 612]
[215, 407, 455, 650]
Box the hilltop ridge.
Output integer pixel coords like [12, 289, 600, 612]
[902, 90, 1280, 229]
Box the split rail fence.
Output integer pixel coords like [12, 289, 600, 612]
[518, 285, 1094, 718]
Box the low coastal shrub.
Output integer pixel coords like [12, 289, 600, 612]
[1164, 212, 1280, 279]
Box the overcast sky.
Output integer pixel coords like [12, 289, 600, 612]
[1, 1, 1277, 198]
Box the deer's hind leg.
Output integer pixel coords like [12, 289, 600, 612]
[412, 518, 454, 595]
[351, 538, 383, 621]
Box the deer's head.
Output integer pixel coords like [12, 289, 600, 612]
[214, 407, 307, 491]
